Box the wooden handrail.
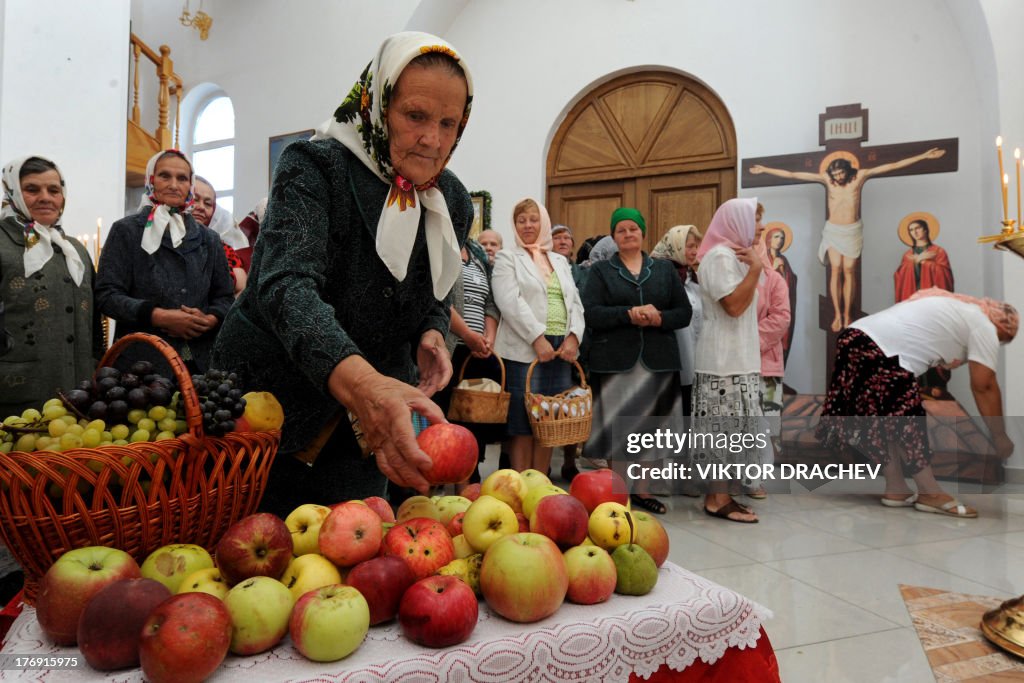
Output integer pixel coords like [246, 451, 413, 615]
[129, 32, 184, 152]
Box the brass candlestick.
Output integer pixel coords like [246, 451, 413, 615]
[981, 594, 1024, 659]
[978, 220, 1024, 259]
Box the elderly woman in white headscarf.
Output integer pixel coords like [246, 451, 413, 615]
[212, 33, 475, 515]
[0, 156, 101, 415]
[95, 150, 234, 374]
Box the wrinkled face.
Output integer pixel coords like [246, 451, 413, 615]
[684, 233, 700, 267]
[152, 156, 192, 208]
[612, 219, 643, 251]
[192, 180, 216, 226]
[20, 170, 64, 225]
[552, 230, 574, 257]
[514, 208, 542, 245]
[386, 64, 468, 185]
[769, 230, 785, 250]
[477, 231, 501, 262]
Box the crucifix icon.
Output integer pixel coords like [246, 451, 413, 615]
[742, 103, 958, 381]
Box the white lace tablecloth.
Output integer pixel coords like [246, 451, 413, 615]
[0, 562, 771, 682]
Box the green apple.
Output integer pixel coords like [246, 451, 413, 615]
[289, 585, 370, 662]
[522, 483, 567, 520]
[461, 495, 518, 553]
[140, 544, 214, 594]
[434, 495, 472, 526]
[176, 567, 229, 600]
[223, 576, 295, 655]
[611, 543, 658, 595]
[284, 503, 332, 557]
[279, 554, 342, 603]
[520, 468, 552, 491]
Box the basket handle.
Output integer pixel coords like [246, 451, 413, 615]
[97, 332, 203, 444]
[525, 357, 588, 393]
[455, 353, 507, 391]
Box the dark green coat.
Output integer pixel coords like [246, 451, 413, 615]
[212, 139, 472, 459]
[0, 217, 101, 414]
[582, 253, 691, 373]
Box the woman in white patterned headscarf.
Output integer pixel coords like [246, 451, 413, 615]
[95, 149, 234, 374]
[212, 32, 475, 515]
[0, 156, 100, 415]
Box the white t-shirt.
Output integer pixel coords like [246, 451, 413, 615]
[694, 245, 761, 376]
[851, 297, 999, 376]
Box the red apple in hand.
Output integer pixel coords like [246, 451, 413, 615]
[569, 468, 629, 514]
[346, 556, 417, 625]
[77, 578, 171, 670]
[381, 518, 455, 579]
[417, 423, 478, 484]
[139, 593, 232, 683]
[530, 494, 589, 549]
[215, 513, 293, 585]
[318, 502, 383, 567]
[399, 575, 478, 647]
[36, 546, 141, 645]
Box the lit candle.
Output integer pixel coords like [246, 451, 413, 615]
[997, 136, 1007, 221]
[96, 218, 102, 263]
[1003, 173, 1009, 224]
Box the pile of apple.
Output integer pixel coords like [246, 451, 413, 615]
[30, 424, 668, 682]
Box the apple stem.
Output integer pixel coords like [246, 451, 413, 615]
[625, 510, 636, 546]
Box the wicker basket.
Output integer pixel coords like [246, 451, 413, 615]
[0, 333, 280, 603]
[447, 355, 510, 424]
[524, 359, 593, 447]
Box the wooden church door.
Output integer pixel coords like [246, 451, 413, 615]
[547, 71, 737, 249]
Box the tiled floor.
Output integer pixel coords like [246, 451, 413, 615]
[477, 447, 1024, 682]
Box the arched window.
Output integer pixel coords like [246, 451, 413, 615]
[191, 95, 235, 215]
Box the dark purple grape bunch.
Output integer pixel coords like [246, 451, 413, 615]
[191, 369, 245, 437]
[63, 361, 175, 422]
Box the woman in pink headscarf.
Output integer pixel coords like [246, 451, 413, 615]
[691, 197, 766, 523]
[818, 287, 1018, 518]
[493, 198, 585, 474]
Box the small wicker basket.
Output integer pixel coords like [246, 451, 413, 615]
[0, 333, 280, 603]
[524, 359, 592, 447]
[447, 355, 510, 424]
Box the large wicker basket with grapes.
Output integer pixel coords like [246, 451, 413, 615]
[0, 333, 280, 603]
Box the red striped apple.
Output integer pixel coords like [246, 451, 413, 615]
[216, 513, 293, 585]
[318, 502, 383, 567]
[139, 593, 232, 683]
[417, 423, 478, 484]
[381, 517, 454, 579]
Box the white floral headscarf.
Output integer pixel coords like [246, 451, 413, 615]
[313, 31, 474, 301]
[1, 156, 85, 285]
[137, 150, 194, 254]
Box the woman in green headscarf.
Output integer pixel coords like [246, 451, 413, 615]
[581, 207, 691, 514]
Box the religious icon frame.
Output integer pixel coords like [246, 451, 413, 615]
[469, 190, 492, 240]
[268, 129, 315, 186]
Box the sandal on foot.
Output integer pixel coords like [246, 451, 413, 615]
[630, 494, 667, 515]
[880, 494, 918, 508]
[914, 498, 977, 518]
[704, 498, 759, 524]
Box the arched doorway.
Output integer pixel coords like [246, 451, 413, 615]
[546, 71, 736, 250]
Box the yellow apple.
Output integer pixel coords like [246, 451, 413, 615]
[587, 502, 635, 551]
[396, 495, 441, 522]
[285, 503, 332, 557]
[279, 554, 343, 603]
[522, 483, 568, 520]
[520, 468, 552, 491]
[177, 567, 230, 600]
[461, 495, 518, 553]
[140, 544, 214, 594]
[451, 534, 475, 559]
[481, 469, 528, 514]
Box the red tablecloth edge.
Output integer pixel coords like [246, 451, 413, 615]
[630, 627, 780, 683]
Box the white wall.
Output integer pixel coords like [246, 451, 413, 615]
[0, 0, 130, 249]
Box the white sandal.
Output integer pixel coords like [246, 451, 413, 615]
[880, 494, 917, 508]
[914, 498, 978, 518]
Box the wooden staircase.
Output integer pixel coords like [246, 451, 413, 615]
[126, 34, 184, 187]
